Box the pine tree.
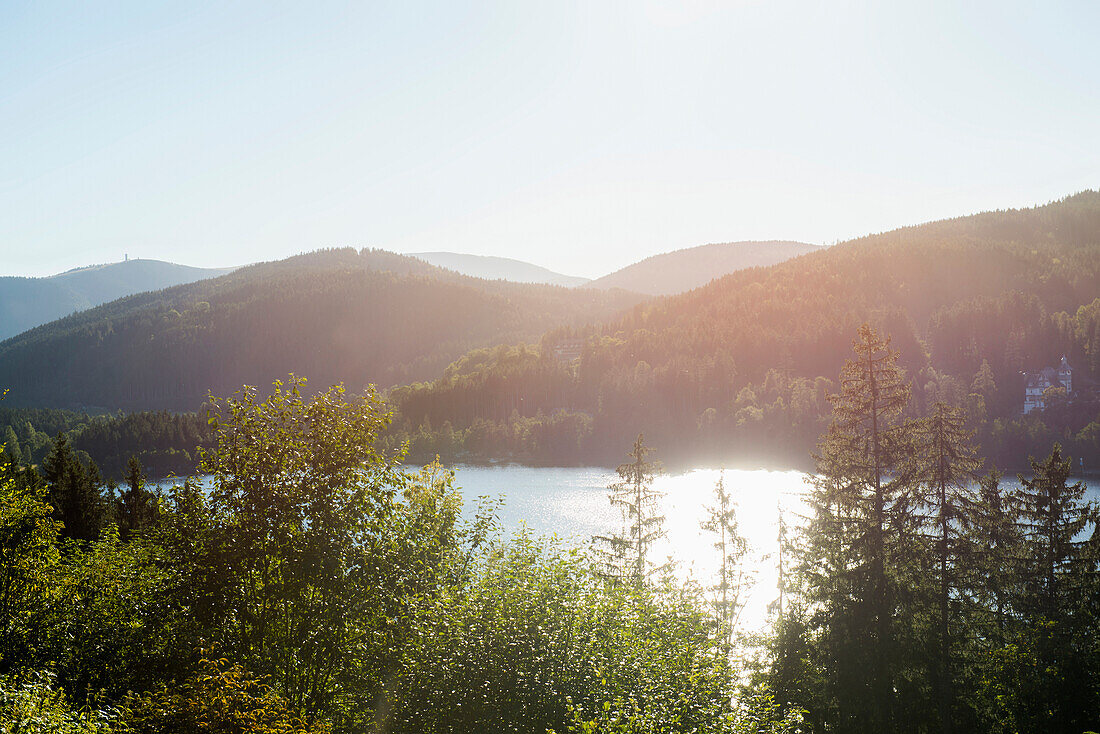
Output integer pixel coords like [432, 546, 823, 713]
[592, 434, 666, 584]
[701, 471, 750, 658]
[911, 401, 982, 734]
[41, 433, 106, 542]
[119, 455, 158, 537]
[1011, 445, 1099, 730]
[804, 323, 913, 731]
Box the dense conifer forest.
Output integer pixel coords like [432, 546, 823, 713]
[2, 196, 1097, 479]
[385, 192, 1100, 472]
[0, 249, 644, 411]
[0, 405, 209, 479]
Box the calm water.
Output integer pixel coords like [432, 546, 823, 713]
[442, 465, 1100, 634]
[160, 466, 1100, 635]
[444, 465, 811, 633]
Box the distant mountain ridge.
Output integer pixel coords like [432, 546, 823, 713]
[382, 191, 1100, 469]
[409, 252, 590, 287]
[0, 258, 235, 340]
[0, 248, 645, 411]
[586, 240, 820, 296]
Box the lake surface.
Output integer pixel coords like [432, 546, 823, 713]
[161, 466, 1100, 635]
[443, 465, 812, 633]
[442, 465, 1100, 634]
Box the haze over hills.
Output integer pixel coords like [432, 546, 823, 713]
[409, 252, 590, 287]
[585, 240, 820, 296]
[0, 258, 236, 340]
[5, 192, 1100, 472]
[0, 248, 645, 411]
[384, 192, 1100, 469]
[410, 241, 820, 295]
[0, 240, 815, 347]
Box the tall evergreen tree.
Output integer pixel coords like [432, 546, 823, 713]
[963, 470, 1021, 645]
[803, 323, 913, 732]
[1011, 445, 1099, 731]
[40, 433, 106, 542]
[592, 434, 666, 584]
[956, 468, 1024, 732]
[119, 455, 158, 537]
[911, 401, 982, 734]
[0, 426, 20, 465]
[773, 501, 792, 620]
[701, 471, 750, 658]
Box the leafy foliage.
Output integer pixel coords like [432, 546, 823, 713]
[2, 345, 1097, 732]
[0, 671, 119, 734]
[122, 656, 328, 734]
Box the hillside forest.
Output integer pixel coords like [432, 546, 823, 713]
[386, 192, 1100, 473]
[1, 323, 1097, 733]
[0, 248, 644, 412]
[3, 195, 1099, 480]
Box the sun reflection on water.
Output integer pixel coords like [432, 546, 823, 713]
[446, 464, 811, 635]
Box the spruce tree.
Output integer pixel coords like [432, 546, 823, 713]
[119, 455, 158, 536]
[957, 468, 1023, 731]
[911, 401, 982, 734]
[803, 323, 913, 731]
[0, 426, 20, 465]
[1012, 445, 1099, 730]
[963, 470, 1021, 644]
[41, 433, 106, 542]
[701, 471, 750, 658]
[592, 434, 666, 584]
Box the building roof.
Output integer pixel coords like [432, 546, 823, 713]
[1024, 361, 1071, 390]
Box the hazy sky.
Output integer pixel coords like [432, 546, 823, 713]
[2, 1, 1097, 278]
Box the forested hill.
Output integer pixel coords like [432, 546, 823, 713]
[0, 248, 646, 411]
[585, 240, 819, 295]
[0, 258, 235, 340]
[409, 252, 590, 287]
[386, 192, 1100, 470]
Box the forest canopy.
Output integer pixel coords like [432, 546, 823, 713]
[384, 192, 1100, 471]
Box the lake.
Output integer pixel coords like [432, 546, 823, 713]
[444, 465, 810, 633]
[161, 465, 1100, 636]
[441, 464, 1100, 635]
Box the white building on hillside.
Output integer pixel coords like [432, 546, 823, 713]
[1023, 356, 1073, 414]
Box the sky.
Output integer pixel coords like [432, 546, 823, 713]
[1, 1, 1097, 279]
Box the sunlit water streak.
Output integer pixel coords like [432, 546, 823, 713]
[443, 465, 811, 635]
[160, 467, 1099, 637]
[442, 465, 1100, 636]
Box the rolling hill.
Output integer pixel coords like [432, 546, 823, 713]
[384, 192, 1100, 469]
[0, 258, 236, 340]
[409, 252, 590, 287]
[585, 240, 820, 295]
[0, 248, 645, 411]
